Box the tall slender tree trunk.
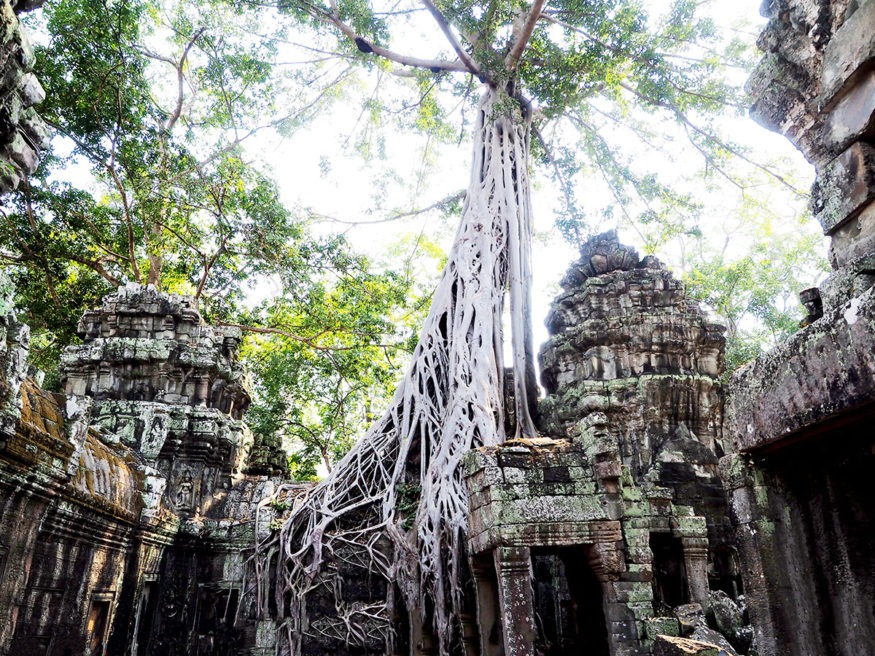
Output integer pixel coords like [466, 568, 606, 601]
[147, 253, 163, 287]
[263, 87, 537, 654]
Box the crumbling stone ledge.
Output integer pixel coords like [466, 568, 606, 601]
[727, 283, 875, 452]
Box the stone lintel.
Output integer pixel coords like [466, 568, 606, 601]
[468, 519, 623, 555]
[727, 285, 875, 453]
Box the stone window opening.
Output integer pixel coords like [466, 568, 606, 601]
[709, 546, 744, 599]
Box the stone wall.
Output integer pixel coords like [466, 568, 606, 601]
[0, 0, 49, 191]
[61, 283, 255, 515]
[538, 233, 733, 560]
[723, 0, 875, 654]
[0, 284, 288, 656]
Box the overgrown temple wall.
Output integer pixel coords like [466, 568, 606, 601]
[723, 0, 875, 654]
[0, 281, 289, 656]
[1, 0, 875, 653]
[463, 233, 748, 656]
[0, 0, 49, 191]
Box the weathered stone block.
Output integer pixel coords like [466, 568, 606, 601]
[813, 142, 875, 233]
[828, 200, 875, 266]
[748, 52, 821, 159]
[822, 0, 875, 103]
[646, 616, 680, 640]
[651, 635, 725, 656]
[2, 129, 34, 171]
[610, 581, 652, 604]
[728, 285, 875, 451]
[675, 603, 706, 636]
[501, 465, 529, 484]
[674, 515, 707, 536]
[825, 69, 875, 151]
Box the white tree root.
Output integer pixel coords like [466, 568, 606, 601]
[250, 87, 536, 655]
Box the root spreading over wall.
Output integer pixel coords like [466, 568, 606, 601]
[254, 87, 535, 654]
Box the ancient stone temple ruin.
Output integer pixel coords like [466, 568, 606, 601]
[0, 282, 291, 655]
[1, 240, 751, 656]
[0, 0, 49, 191]
[463, 233, 741, 656]
[722, 0, 875, 652]
[1, 0, 875, 654]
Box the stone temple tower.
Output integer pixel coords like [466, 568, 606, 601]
[60, 283, 253, 515]
[464, 232, 745, 656]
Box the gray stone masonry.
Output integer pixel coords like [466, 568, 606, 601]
[60, 283, 257, 513]
[723, 1, 875, 653]
[464, 232, 741, 656]
[0, 283, 291, 655]
[0, 0, 49, 191]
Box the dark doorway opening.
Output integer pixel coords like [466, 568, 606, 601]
[392, 584, 410, 656]
[471, 553, 503, 656]
[530, 547, 609, 656]
[134, 582, 158, 655]
[650, 533, 688, 609]
[86, 599, 110, 656]
[710, 546, 743, 599]
[194, 586, 241, 655]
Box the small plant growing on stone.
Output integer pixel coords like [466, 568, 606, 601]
[268, 518, 285, 532]
[268, 498, 291, 513]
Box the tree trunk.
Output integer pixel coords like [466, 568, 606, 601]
[146, 253, 162, 287]
[264, 87, 537, 654]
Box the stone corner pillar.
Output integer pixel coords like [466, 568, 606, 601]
[493, 546, 535, 656]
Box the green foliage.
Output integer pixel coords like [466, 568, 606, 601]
[1, 0, 418, 471]
[242, 260, 414, 478]
[395, 482, 421, 530]
[268, 498, 292, 512]
[263, 0, 770, 244]
[2, 0, 825, 464]
[682, 214, 828, 375]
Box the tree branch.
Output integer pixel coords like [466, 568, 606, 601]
[165, 27, 206, 133]
[505, 0, 548, 71]
[313, 190, 465, 226]
[420, 0, 489, 83]
[215, 320, 403, 353]
[43, 119, 143, 282]
[617, 81, 806, 197]
[67, 253, 124, 286]
[321, 10, 471, 74]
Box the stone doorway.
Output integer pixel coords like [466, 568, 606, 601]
[530, 547, 609, 656]
[133, 581, 158, 656]
[85, 596, 112, 656]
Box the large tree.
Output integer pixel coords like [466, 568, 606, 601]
[256, 0, 787, 651]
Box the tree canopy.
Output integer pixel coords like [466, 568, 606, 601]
[0, 0, 421, 476]
[224, 0, 825, 652]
